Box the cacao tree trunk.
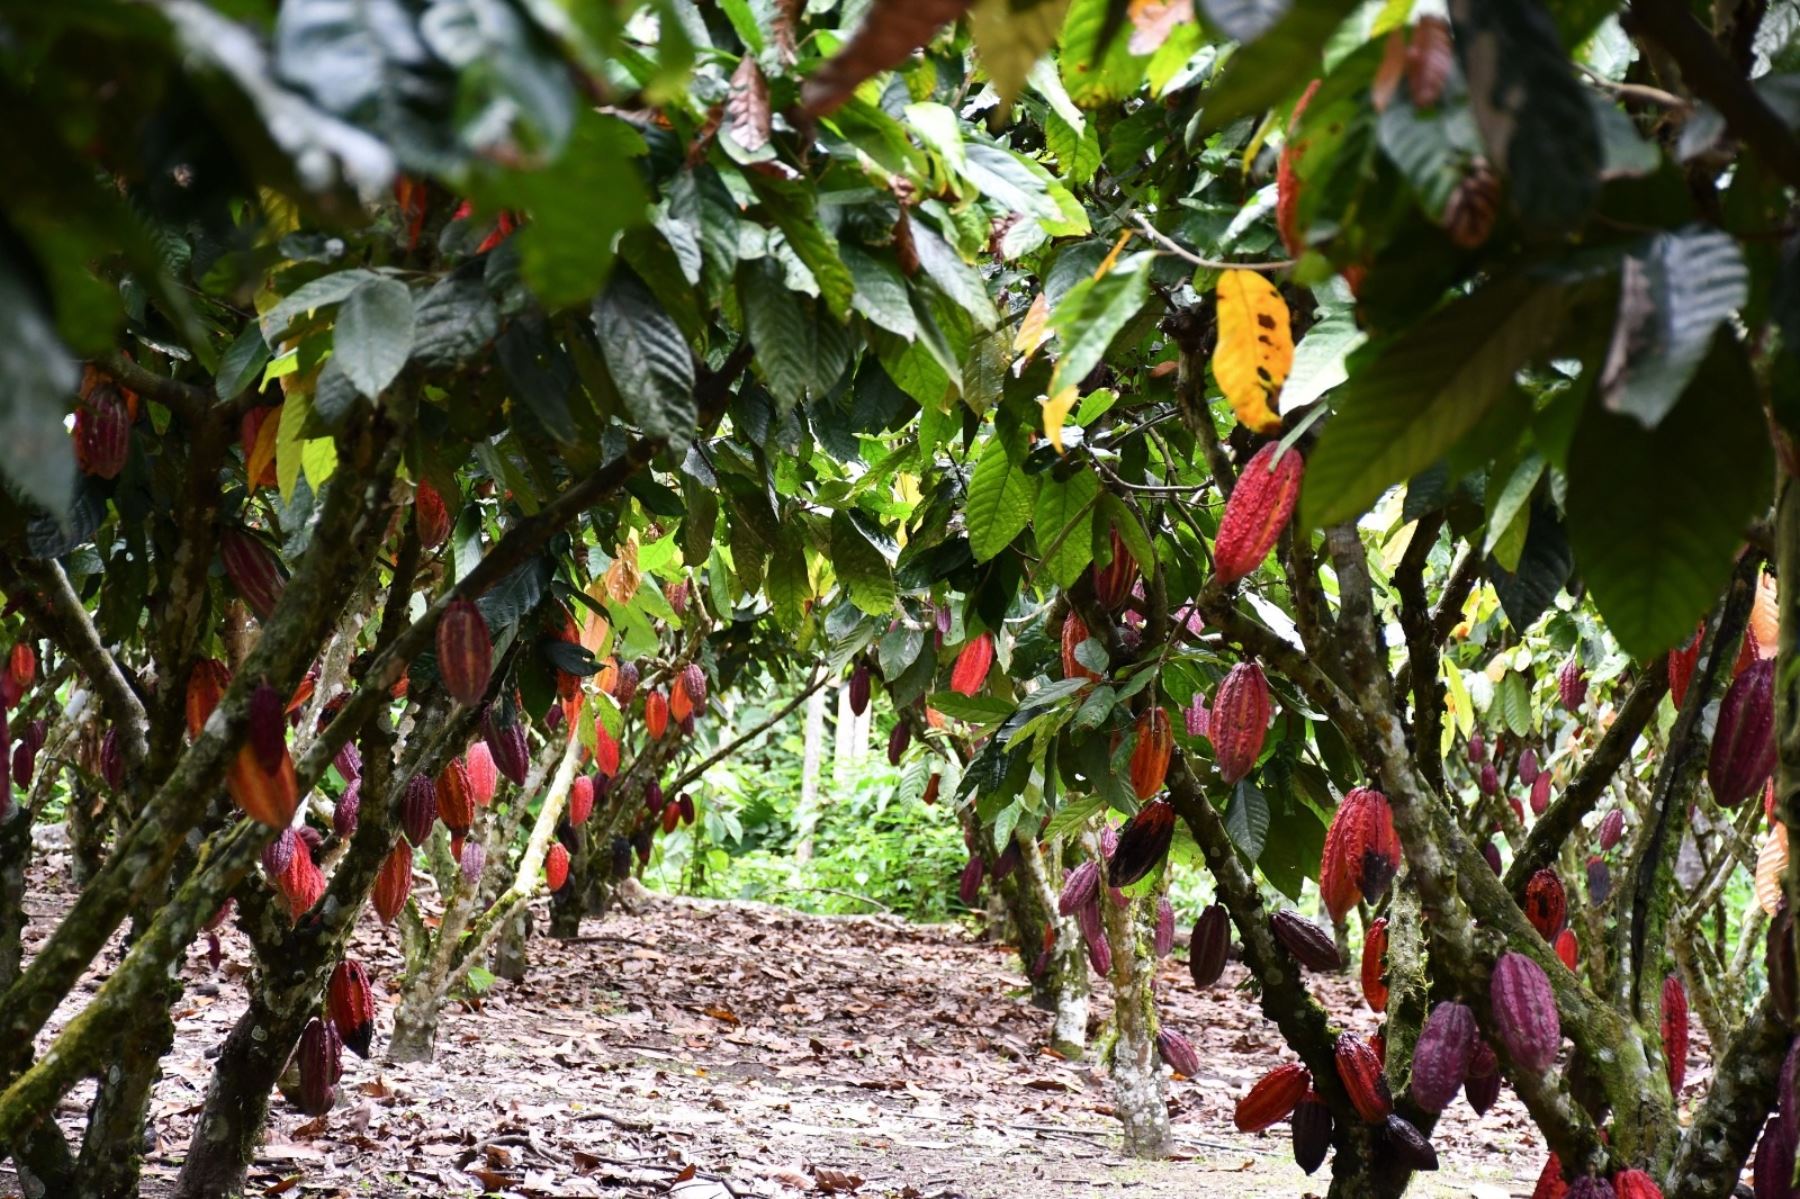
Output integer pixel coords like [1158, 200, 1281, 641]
[1098, 893, 1169, 1158]
[73, 1000, 174, 1198]
[996, 829, 1086, 1055]
[491, 907, 532, 982]
[0, 803, 28, 991]
[549, 823, 588, 939]
[794, 684, 829, 864]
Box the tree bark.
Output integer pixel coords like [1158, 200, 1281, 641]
[1098, 890, 1168, 1159]
[995, 828, 1086, 1055]
[795, 684, 830, 863]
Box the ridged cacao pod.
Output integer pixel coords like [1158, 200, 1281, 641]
[679, 663, 708, 714]
[1755, 1115, 1796, 1199]
[1128, 708, 1172, 800]
[644, 781, 664, 815]
[1385, 1114, 1439, 1171]
[1661, 974, 1689, 1096]
[1362, 916, 1389, 1011]
[1405, 14, 1453, 106]
[660, 798, 681, 833]
[1058, 860, 1100, 915]
[460, 838, 485, 886]
[1061, 612, 1100, 682]
[1271, 909, 1341, 972]
[436, 758, 474, 835]
[1534, 1155, 1568, 1199]
[546, 841, 571, 892]
[1214, 442, 1303, 585]
[1092, 529, 1137, 610]
[437, 598, 493, 707]
[1491, 951, 1560, 1073]
[227, 742, 298, 828]
[1409, 1001, 1476, 1113]
[1211, 662, 1271, 785]
[1782, 1040, 1800, 1151]
[568, 775, 595, 826]
[1770, 905, 1798, 1026]
[1189, 904, 1230, 988]
[263, 826, 297, 877]
[1555, 928, 1579, 971]
[613, 660, 641, 709]
[185, 659, 231, 740]
[1336, 1033, 1392, 1123]
[959, 854, 986, 908]
[1154, 898, 1174, 958]
[950, 632, 994, 697]
[1669, 623, 1703, 710]
[1156, 1029, 1200, 1077]
[921, 773, 940, 805]
[887, 720, 911, 766]
[1370, 1030, 1387, 1065]
[5, 645, 32, 695]
[1525, 869, 1567, 939]
[402, 774, 436, 847]
[849, 662, 871, 715]
[1479, 761, 1499, 795]
[1108, 799, 1174, 888]
[243, 682, 286, 775]
[1711, 657, 1776, 806]
[465, 741, 498, 805]
[1184, 694, 1209, 737]
[1076, 899, 1110, 975]
[100, 725, 125, 790]
[1530, 772, 1552, 815]
[1481, 840, 1503, 875]
[1320, 786, 1400, 920]
[1559, 658, 1588, 711]
[1567, 1178, 1616, 1199]
[1598, 809, 1624, 851]
[415, 480, 452, 549]
[1587, 856, 1611, 905]
[1469, 732, 1487, 763]
[373, 842, 413, 924]
[483, 710, 529, 787]
[332, 739, 362, 785]
[75, 383, 131, 479]
[221, 528, 287, 621]
[1465, 1041, 1501, 1115]
[1613, 1169, 1662, 1199]
[1291, 1090, 1331, 1173]
[991, 840, 1019, 881]
[333, 781, 360, 840]
[1235, 1061, 1310, 1132]
[297, 1017, 343, 1116]
[328, 959, 376, 1058]
[1518, 747, 1539, 786]
[645, 690, 669, 739]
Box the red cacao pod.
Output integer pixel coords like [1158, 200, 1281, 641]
[328, 959, 376, 1058]
[1555, 928, 1579, 971]
[465, 741, 498, 805]
[437, 598, 493, 707]
[1559, 658, 1587, 711]
[1061, 612, 1100, 682]
[297, 1017, 342, 1116]
[1384, 1113, 1438, 1171]
[1154, 897, 1174, 958]
[1598, 809, 1624, 851]
[280, 838, 325, 919]
[436, 758, 474, 835]
[1214, 442, 1303, 585]
[416, 481, 452, 549]
[887, 720, 911, 766]
[1156, 1029, 1200, 1077]
[849, 662, 871, 715]
[660, 799, 681, 833]
[1710, 657, 1776, 806]
[1189, 904, 1230, 988]
[679, 663, 708, 715]
[950, 632, 994, 697]
[645, 690, 669, 739]
[1211, 661, 1271, 784]
[1092, 529, 1137, 610]
[75, 383, 131, 479]
[374, 841, 414, 924]
[1525, 869, 1567, 939]
[1362, 916, 1389, 1012]
[960, 853, 987, 910]
[1275, 80, 1319, 256]
[1613, 1169, 1662, 1199]
[1491, 951, 1560, 1073]
[220, 528, 287, 621]
[1076, 898, 1109, 974]
[227, 743, 298, 828]
[1534, 1155, 1569, 1199]
[1235, 1061, 1310, 1132]
[1320, 786, 1400, 921]
[546, 841, 571, 892]
[1271, 909, 1341, 972]
[1108, 798, 1174, 888]
[921, 772, 941, 805]
[569, 774, 595, 826]
[1465, 1041, 1500, 1115]
[263, 827, 297, 877]
[1291, 1090, 1331, 1174]
[1128, 708, 1172, 800]
[6, 644, 33, 693]
[1408, 1001, 1476, 1114]
[1058, 860, 1101, 915]
[333, 781, 360, 839]
[1335, 1032, 1392, 1123]
[1669, 623, 1703, 710]
[1661, 973, 1689, 1096]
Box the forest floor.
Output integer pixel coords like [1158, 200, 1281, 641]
[1, 871, 1647, 1198]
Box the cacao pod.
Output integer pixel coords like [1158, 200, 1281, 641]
[1061, 612, 1100, 682]
[1669, 623, 1703, 710]
[960, 854, 986, 908]
[1184, 694, 1209, 737]
[415, 481, 452, 549]
[887, 720, 911, 766]
[950, 632, 994, 697]
[185, 659, 231, 740]
[1711, 657, 1776, 806]
[1370, 1030, 1386, 1065]
[101, 726, 125, 790]
[1154, 898, 1174, 958]
[1211, 661, 1271, 784]
[1275, 79, 1317, 253]
[1443, 159, 1500, 249]
[1214, 442, 1303, 585]
[679, 712, 695, 737]
[1336, 1032, 1392, 1123]
[1491, 951, 1560, 1073]
[333, 782, 360, 840]
[1531, 772, 1552, 815]
[12, 739, 31, 791]
[1555, 928, 1579, 971]
[1756, 1114, 1797, 1199]
[263, 827, 297, 877]
[333, 739, 362, 784]
[1481, 840, 1503, 875]
[1479, 762, 1499, 795]
[645, 781, 664, 814]
[437, 598, 493, 710]
[1291, 1090, 1331, 1174]
[373, 842, 413, 924]
[1771, 904, 1798, 1026]
[246, 682, 287, 776]
[1320, 786, 1400, 921]
[849, 662, 871, 715]
[1525, 869, 1567, 939]
[1559, 658, 1587, 711]
[1384, 1113, 1439, 1171]
[569, 774, 595, 826]
[221, 528, 287, 621]
[402, 774, 436, 847]
[921, 773, 941, 805]
[1587, 856, 1611, 905]
[645, 690, 669, 739]
[465, 741, 498, 805]
[1189, 904, 1230, 988]
[460, 838, 485, 886]
[1058, 860, 1101, 915]
[1271, 909, 1341, 972]
[329, 959, 376, 1058]
[6, 644, 33, 693]
[1465, 1041, 1500, 1115]
[660, 799, 681, 833]
[1518, 747, 1539, 786]
[1782, 1039, 1800, 1151]
[1156, 1029, 1200, 1077]
[991, 840, 1019, 881]
[1534, 1155, 1568, 1199]
[1661, 973, 1689, 1096]
[546, 842, 572, 892]
[1361, 917, 1389, 1012]
[1405, 14, 1453, 106]
[1613, 1169, 1662, 1199]
[1234, 1061, 1309, 1132]
[1092, 528, 1137, 610]
[1567, 1179, 1616, 1199]
[1108, 799, 1173, 888]
[1409, 1001, 1476, 1113]
[611, 836, 632, 880]
[436, 758, 474, 836]
[678, 662, 708, 716]
[1127, 708, 1172, 800]
[297, 1017, 342, 1116]
[1598, 809, 1624, 851]
[75, 383, 131, 479]
[679, 792, 696, 825]
[1076, 899, 1110, 975]
[1469, 732, 1486, 763]
[227, 743, 298, 828]
[613, 660, 641, 709]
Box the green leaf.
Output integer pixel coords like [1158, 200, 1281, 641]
[1196, 0, 1361, 135]
[0, 262, 77, 517]
[929, 691, 1017, 726]
[911, 221, 997, 332]
[767, 526, 812, 630]
[1033, 469, 1101, 588]
[748, 175, 855, 321]
[261, 269, 382, 337]
[966, 435, 1039, 562]
[216, 324, 272, 401]
[1047, 254, 1151, 395]
[842, 244, 918, 340]
[1044, 793, 1107, 839]
[1482, 453, 1544, 568]
[1600, 226, 1747, 428]
[1495, 670, 1533, 737]
[830, 511, 897, 616]
[1098, 491, 1155, 575]
[411, 269, 501, 370]
[1225, 779, 1270, 860]
[1302, 277, 1569, 529]
[969, 0, 1073, 113]
[592, 268, 697, 450]
[334, 277, 414, 399]
[739, 258, 815, 408]
[1282, 310, 1366, 411]
[1566, 336, 1773, 659]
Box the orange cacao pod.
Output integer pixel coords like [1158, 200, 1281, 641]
[1092, 529, 1137, 611]
[227, 743, 298, 828]
[220, 528, 287, 621]
[186, 658, 231, 739]
[1211, 661, 1270, 784]
[921, 772, 941, 805]
[6, 644, 33, 691]
[645, 690, 669, 739]
[1235, 1061, 1310, 1132]
[1336, 1032, 1392, 1123]
[1214, 442, 1303, 585]
[437, 598, 493, 707]
[546, 841, 571, 892]
[1361, 916, 1389, 1012]
[1661, 973, 1688, 1096]
[416, 481, 452, 549]
[1061, 612, 1100, 682]
[373, 841, 413, 924]
[328, 959, 376, 1058]
[1128, 708, 1172, 800]
[1319, 786, 1400, 920]
[1491, 951, 1560, 1073]
[950, 632, 994, 697]
[436, 758, 474, 836]
[1108, 799, 1173, 888]
[240, 405, 279, 489]
[1524, 869, 1567, 940]
[1276, 79, 1321, 257]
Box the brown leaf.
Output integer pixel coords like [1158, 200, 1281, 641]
[727, 57, 773, 152]
[704, 1005, 741, 1024]
[800, 0, 973, 116]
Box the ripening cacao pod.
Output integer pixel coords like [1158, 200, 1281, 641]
[660, 799, 680, 834]
[1481, 840, 1503, 875]
[1092, 529, 1137, 610]
[1598, 809, 1624, 851]
[950, 632, 994, 697]
[416, 481, 452, 549]
[1469, 732, 1486, 763]
[242, 683, 286, 777]
[887, 721, 911, 766]
[6, 645, 33, 694]
[1211, 662, 1271, 784]
[645, 690, 669, 739]
[1059, 860, 1101, 915]
[1128, 708, 1173, 800]
[1154, 898, 1174, 958]
[1559, 658, 1587, 711]
[1771, 905, 1798, 1026]
[613, 660, 640, 709]
[1320, 786, 1401, 921]
[100, 726, 125, 790]
[1530, 771, 1552, 815]
[465, 741, 498, 805]
[1491, 952, 1560, 1073]
[1710, 657, 1776, 806]
[1409, 1002, 1477, 1113]
[1781, 1040, 1800, 1150]
[1669, 623, 1703, 709]
[328, 959, 376, 1058]
[1370, 1031, 1387, 1065]
[1076, 899, 1110, 975]
[12, 739, 31, 792]
[1156, 1029, 1201, 1077]
[1109, 799, 1174, 888]
[1479, 762, 1499, 795]
[1518, 747, 1539, 786]
[1385, 1114, 1439, 1171]
[437, 598, 493, 707]
[333, 782, 360, 840]
[297, 1017, 343, 1116]
[1235, 1062, 1310, 1132]
[1661, 974, 1689, 1096]
[221, 528, 287, 621]
[1190, 904, 1230, 988]
[227, 742, 297, 827]
[1291, 1090, 1331, 1174]
[1587, 856, 1611, 905]
[186, 659, 231, 739]
[1214, 442, 1304, 585]
[546, 841, 571, 893]
[1405, 14, 1453, 106]
[1465, 1041, 1500, 1115]
[1534, 1155, 1569, 1199]
[75, 383, 131, 479]
[921, 773, 941, 805]
[482, 710, 528, 787]
[960, 853, 987, 909]
[1525, 869, 1567, 939]
[460, 839, 485, 886]
[1567, 1178, 1616, 1199]
[569, 775, 595, 826]
[645, 781, 664, 815]
[1061, 612, 1100, 682]
[1555, 928, 1579, 971]
[401, 774, 436, 847]
[1613, 1169, 1662, 1199]
[333, 739, 362, 785]
[1362, 917, 1389, 1011]
[264, 827, 297, 877]
[1336, 1033, 1392, 1123]
[436, 758, 474, 836]
[1184, 694, 1209, 737]
[373, 841, 413, 924]
[679, 662, 708, 714]
[992, 840, 1020, 881]
[280, 838, 326, 917]
[849, 662, 871, 715]
[1271, 909, 1341, 972]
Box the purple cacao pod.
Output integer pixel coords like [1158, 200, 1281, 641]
[1530, 771, 1552, 815]
[1479, 762, 1499, 796]
[1078, 900, 1111, 975]
[614, 661, 640, 709]
[1587, 856, 1611, 905]
[1270, 909, 1341, 972]
[1384, 1114, 1439, 1172]
[262, 826, 297, 877]
[1755, 1114, 1795, 1199]
[1598, 809, 1624, 851]
[992, 839, 1019, 881]
[1481, 840, 1503, 875]
[1559, 658, 1588, 711]
[482, 708, 530, 787]
[1567, 1178, 1615, 1199]
[1468, 732, 1486, 763]
[297, 1017, 343, 1116]
[887, 720, 911, 766]
[334, 739, 362, 783]
[1517, 747, 1539, 786]
[459, 839, 486, 886]
[1154, 897, 1175, 958]
[402, 773, 436, 847]
[1189, 904, 1230, 988]
[1059, 860, 1100, 915]
[1490, 951, 1560, 1074]
[1408, 1001, 1477, 1114]
[1156, 1029, 1201, 1077]
[333, 781, 360, 840]
[1711, 658, 1776, 807]
[958, 854, 984, 907]
[1291, 1091, 1331, 1174]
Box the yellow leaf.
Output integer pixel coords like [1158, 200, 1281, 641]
[1757, 824, 1787, 917]
[247, 405, 281, 489]
[1041, 385, 1078, 454]
[1014, 292, 1052, 363]
[604, 533, 641, 606]
[1211, 269, 1293, 434]
[1093, 229, 1133, 280]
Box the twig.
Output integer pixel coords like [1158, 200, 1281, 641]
[1125, 213, 1293, 272]
[665, 666, 828, 793]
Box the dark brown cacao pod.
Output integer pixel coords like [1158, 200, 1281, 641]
[1408, 1001, 1476, 1114]
[887, 720, 911, 766]
[849, 663, 871, 715]
[1189, 904, 1230, 989]
[1491, 951, 1560, 1073]
[328, 959, 376, 1058]
[1384, 1114, 1438, 1171]
[1335, 1032, 1392, 1123]
[1291, 1089, 1331, 1174]
[1271, 909, 1341, 972]
[1107, 799, 1174, 888]
[1234, 1061, 1309, 1132]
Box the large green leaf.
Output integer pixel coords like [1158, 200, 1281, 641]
[1600, 227, 1746, 428]
[966, 434, 1039, 562]
[1195, 0, 1361, 135]
[1302, 277, 1568, 529]
[738, 258, 815, 408]
[842, 245, 917, 340]
[1566, 337, 1773, 659]
[334, 276, 414, 399]
[1046, 254, 1151, 395]
[1226, 779, 1270, 860]
[830, 511, 897, 616]
[1033, 468, 1101, 588]
[0, 262, 78, 517]
[911, 221, 997, 332]
[592, 268, 696, 450]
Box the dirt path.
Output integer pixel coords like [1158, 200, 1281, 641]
[7, 881, 1558, 1197]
